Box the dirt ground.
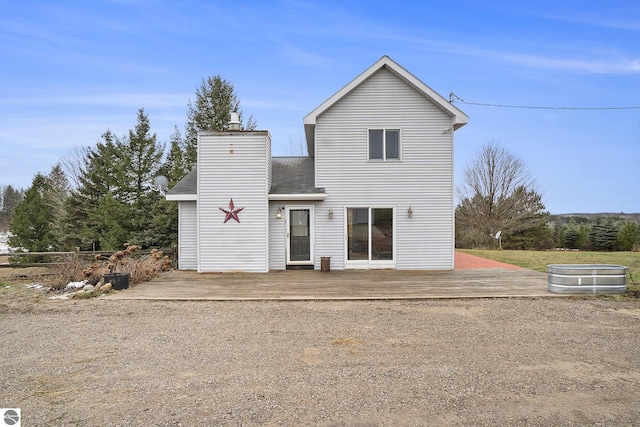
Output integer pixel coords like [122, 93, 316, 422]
[1, 272, 640, 427]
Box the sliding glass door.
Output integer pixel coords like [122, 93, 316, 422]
[346, 207, 394, 266]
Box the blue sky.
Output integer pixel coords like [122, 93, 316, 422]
[1, 0, 638, 214]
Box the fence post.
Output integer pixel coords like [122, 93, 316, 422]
[74, 247, 80, 265]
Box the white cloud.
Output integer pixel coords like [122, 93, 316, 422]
[494, 52, 640, 74]
[276, 42, 333, 68]
[0, 91, 189, 109]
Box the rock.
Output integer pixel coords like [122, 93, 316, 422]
[84, 284, 95, 292]
[94, 283, 103, 291]
[101, 282, 113, 292]
[48, 294, 72, 300]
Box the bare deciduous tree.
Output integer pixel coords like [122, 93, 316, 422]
[61, 145, 91, 189]
[456, 142, 548, 249]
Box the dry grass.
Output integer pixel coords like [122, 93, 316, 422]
[0, 245, 174, 292]
[81, 245, 172, 286]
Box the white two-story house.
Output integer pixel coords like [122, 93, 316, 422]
[166, 56, 468, 272]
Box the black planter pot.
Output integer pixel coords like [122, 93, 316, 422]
[103, 273, 130, 290]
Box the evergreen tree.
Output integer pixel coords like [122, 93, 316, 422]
[617, 221, 639, 251]
[44, 164, 71, 250]
[0, 185, 24, 230]
[562, 227, 580, 249]
[162, 126, 189, 184]
[504, 222, 554, 250]
[68, 110, 174, 250]
[65, 131, 122, 250]
[118, 109, 170, 248]
[90, 194, 132, 250]
[589, 217, 619, 251]
[118, 108, 165, 203]
[184, 75, 256, 165]
[8, 174, 54, 255]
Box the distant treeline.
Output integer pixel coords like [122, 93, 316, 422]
[550, 213, 640, 224]
[548, 214, 640, 251]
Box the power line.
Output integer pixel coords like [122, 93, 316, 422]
[449, 93, 640, 110]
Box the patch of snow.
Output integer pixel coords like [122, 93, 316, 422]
[26, 283, 50, 292]
[0, 231, 10, 253]
[64, 280, 88, 291]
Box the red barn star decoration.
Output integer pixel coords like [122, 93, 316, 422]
[219, 198, 244, 223]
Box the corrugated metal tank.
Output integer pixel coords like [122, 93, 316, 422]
[548, 264, 627, 294]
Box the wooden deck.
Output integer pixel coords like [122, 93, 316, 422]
[105, 267, 558, 301]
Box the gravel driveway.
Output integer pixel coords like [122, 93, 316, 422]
[1, 296, 639, 426]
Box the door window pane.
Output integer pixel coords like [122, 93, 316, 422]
[290, 210, 310, 261]
[347, 208, 369, 260]
[347, 208, 393, 261]
[372, 208, 393, 260]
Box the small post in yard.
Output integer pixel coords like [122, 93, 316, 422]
[493, 231, 502, 250]
[321, 257, 331, 272]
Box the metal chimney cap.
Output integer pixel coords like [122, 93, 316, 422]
[229, 112, 241, 130]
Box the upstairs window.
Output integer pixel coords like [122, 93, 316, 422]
[369, 129, 400, 160]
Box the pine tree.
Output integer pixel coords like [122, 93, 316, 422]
[9, 174, 54, 256]
[162, 126, 189, 184]
[118, 108, 165, 203]
[589, 217, 619, 251]
[65, 131, 122, 250]
[0, 185, 24, 230]
[184, 75, 256, 165]
[617, 221, 639, 251]
[44, 164, 70, 250]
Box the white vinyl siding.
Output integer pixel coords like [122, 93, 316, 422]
[197, 131, 270, 272]
[177, 201, 197, 270]
[269, 203, 286, 270]
[314, 68, 455, 270]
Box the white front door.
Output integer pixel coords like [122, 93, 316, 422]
[286, 206, 314, 266]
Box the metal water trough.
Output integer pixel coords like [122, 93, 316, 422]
[548, 264, 627, 294]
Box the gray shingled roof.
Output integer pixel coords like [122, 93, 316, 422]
[166, 157, 324, 196]
[271, 157, 324, 194]
[167, 167, 197, 195]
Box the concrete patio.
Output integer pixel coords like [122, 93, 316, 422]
[106, 267, 558, 301]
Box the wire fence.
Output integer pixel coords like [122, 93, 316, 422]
[0, 248, 177, 268]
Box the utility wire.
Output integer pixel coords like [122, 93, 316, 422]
[449, 92, 640, 110]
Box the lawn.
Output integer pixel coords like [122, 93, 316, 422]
[458, 249, 640, 297]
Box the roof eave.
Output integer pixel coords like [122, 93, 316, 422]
[166, 194, 197, 201]
[269, 193, 327, 201]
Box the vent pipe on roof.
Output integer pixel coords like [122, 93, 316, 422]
[229, 112, 241, 131]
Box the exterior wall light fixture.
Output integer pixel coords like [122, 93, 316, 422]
[407, 206, 413, 218]
[328, 208, 334, 219]
[276, 207, 283, 219]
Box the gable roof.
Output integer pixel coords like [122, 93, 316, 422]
[303, 55, 468, 154]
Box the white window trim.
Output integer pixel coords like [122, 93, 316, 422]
[344, 206, 396, 269]
[367, 128, 402, 161]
